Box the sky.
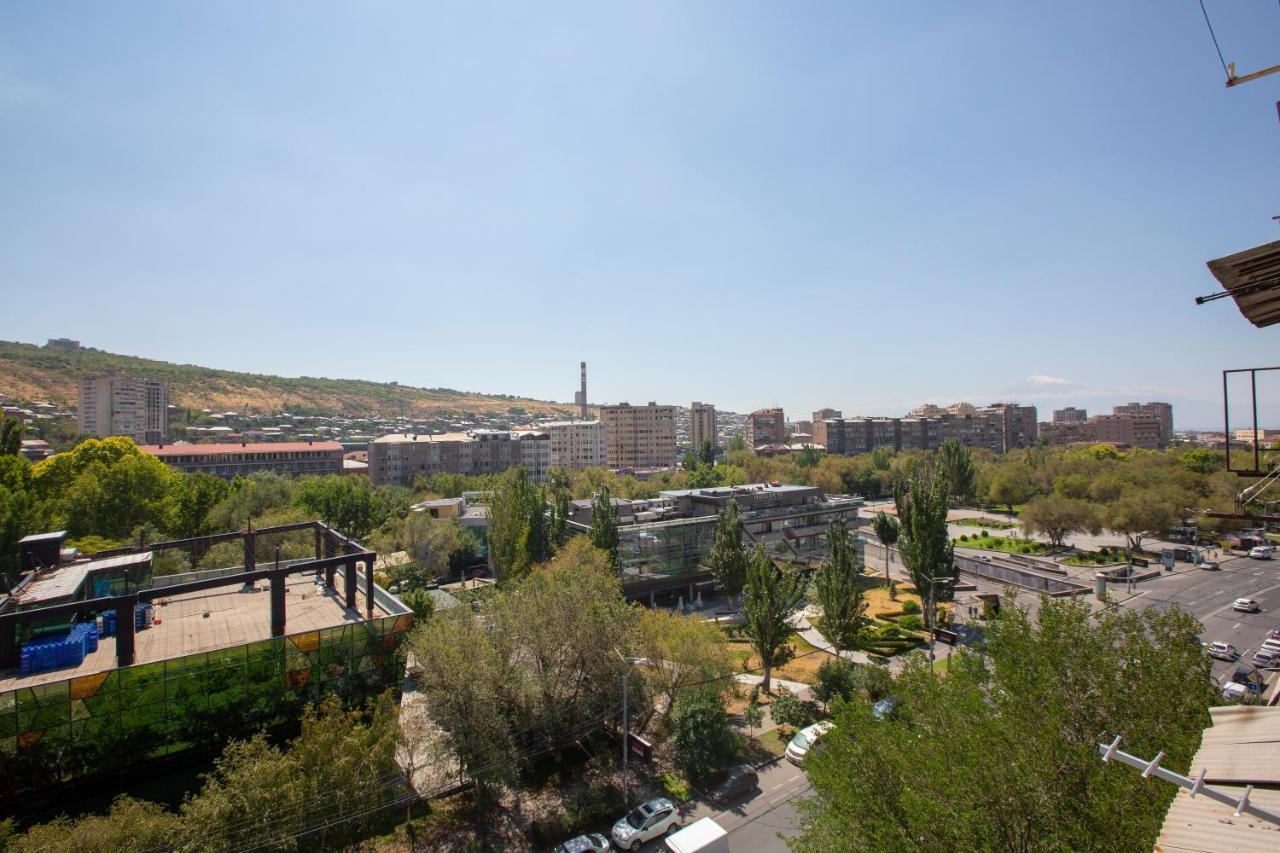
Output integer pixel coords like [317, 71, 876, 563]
[1, 2, 1278, 430]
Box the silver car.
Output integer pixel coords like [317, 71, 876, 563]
[610, 797, 678, 851]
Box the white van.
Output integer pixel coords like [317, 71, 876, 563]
[1250, 545, 1274, 560]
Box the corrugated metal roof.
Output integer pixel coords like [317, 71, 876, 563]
[14, 552, 152, 606]
[1206, 241, 1280, 329]
[1157, 706, 1280, 851]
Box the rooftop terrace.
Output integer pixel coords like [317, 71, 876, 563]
[1, 574, 385, 691]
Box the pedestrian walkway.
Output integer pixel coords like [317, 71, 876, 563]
[734, 672, 814, 698]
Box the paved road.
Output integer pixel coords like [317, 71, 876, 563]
[1122, 555, 1280, 686]
[632, 759, 810, 853]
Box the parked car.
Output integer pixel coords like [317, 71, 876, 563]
[1250, 546, 1274, 560]
[1254, 649, 1280, 669]
[1233, 598, 1262, 614]
[1222, 682, 1251, 702]
[706, 765, 758, 806]
[1269, 627, 1280, 641]
[1198, 560, 1220, 571]
[554, 834, 610, 853]
[467, 567, 491, 580]
[1232, 666, 1264, 691]
[611, 798, 678, 851]
[785, 720, 835, 766]
[1208, 641, 1238, 661]
[1261, 638, 1280, 655]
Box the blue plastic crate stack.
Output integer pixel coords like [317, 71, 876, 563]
[98, 603, 154, 638]
[19, 622, 101, 676]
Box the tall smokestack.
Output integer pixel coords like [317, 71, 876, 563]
[575, 361, 588, 420]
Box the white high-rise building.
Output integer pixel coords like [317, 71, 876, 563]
[78, 377, 168, 444]
[541, 420, 607, 469]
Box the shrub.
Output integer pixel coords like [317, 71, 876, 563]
[959, 533, 969, 542]
[813, 658, 860, 706]
[980, 529, 989, 538]
[900, 600, 921, 615]
[899, 614, 925, 631]
[770, 689, 820, 729]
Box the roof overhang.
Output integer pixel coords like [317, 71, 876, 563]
[1205, 240, 1280, 328]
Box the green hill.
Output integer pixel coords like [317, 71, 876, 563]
[0, 340, 578, 419]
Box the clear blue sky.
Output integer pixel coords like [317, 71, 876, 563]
[2, 2, 1278, 429]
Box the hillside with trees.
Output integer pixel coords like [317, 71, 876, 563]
[0, 339, 579, 418]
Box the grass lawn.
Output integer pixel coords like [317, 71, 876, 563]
[725, 632, 830, 686]
[953, 533, 1050, 556]
[750, 726, 793, 759]
[1061, 550, 1126, 567]
[932, 655, 952, 674]
[952, 517, 1018, 530]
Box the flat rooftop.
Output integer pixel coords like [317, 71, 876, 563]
[1, 575, 387, 691]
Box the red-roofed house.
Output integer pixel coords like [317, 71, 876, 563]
[140, 441, 344, 479]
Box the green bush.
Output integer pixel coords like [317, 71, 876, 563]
[770, 689, 820, 729]
[813, 658, 860, 706]
[900, 600, 921, 615]
[899, 614, 925, 631]
[959, 533, 969, 542]
[671, 692, 735, 782]
[980, 529, 989, 538]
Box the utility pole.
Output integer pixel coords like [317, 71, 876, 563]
[616, 652, 648, 809]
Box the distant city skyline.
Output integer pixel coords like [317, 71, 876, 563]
[2, 4, 1278, 429]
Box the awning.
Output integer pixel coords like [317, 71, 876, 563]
[1205, 240, 1280, 328]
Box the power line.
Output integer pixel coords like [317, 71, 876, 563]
[1199, 0, 1231, 79]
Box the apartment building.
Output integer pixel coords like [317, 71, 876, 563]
[689, 402, 718, 451]
[1039, 414, 1163, 450]
[813, 403, 1038, 456]
[599, 402, 677, 469]
[540, 420, 607, 469]
[1112, 402, 1173, 448]
[368, 430, 552, 486]
[78, 377, 168, 444]
[746, 408, 786, 449]
[812, 408, 842, 423]
[141, 441, 343, 479]
[1053, 406, 1088, 423]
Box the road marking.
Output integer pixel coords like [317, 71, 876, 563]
[1235, 623, 1242, 630]
[769, 777, 802, 791]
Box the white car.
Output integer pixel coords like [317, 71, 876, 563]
[1222, 682, 1251, 702]
[554, 834, 610, 853]
[1250, 546, 1274, 560]
[1233, 598, 1262, 614]
[785, 720, 835, 765]
[1208, 641, 1238, 661]
[611, 797, 678, 851]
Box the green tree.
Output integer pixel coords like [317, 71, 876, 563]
[205, 471, 296, 531]
[871, 511, 900, 595]
[635, 608, 733, 730]
[32, 437, 179, 539]
[588, 483, 620, 570]
[797, 444, 822, 469]
[1019, 493, 1100, 550]
[0, 416, 22, 456]
[769, 688, 819, 729]
[1105, 487, 1181, 553]
[741, 546, 805, 693]
[699, 438, 716, 467]
[6, 796, 179, 853]
[793, 598, 1213, 852]
[893, 461, 955, 633]
[165, 473, 231, 541]
[548, 468, 572, 547]
[682, 449, 700, 471]
[406, 609, 519, 804]
[488, 467, 544, 582]
[813, 520, 867, 656]
[179, 693, 400, 851]
[399, 587, 437, 621]
[938, 438, 976, 502]
[811, 657, 860, 710]
[709, 499, 749, 607]
[294, 475, 380, 540]
[669, 691, 735, 782]
[726, 435, 748, 453]
[986, 462, 1038, 516]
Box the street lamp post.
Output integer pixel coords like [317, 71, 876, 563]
[616, 653, 649, 809]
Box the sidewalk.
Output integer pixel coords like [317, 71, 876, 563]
[734, 672, 814, 698]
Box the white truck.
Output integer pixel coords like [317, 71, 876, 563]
[665, 817, 729, 853]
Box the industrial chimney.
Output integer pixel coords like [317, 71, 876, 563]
[574, 361, 588, 420]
